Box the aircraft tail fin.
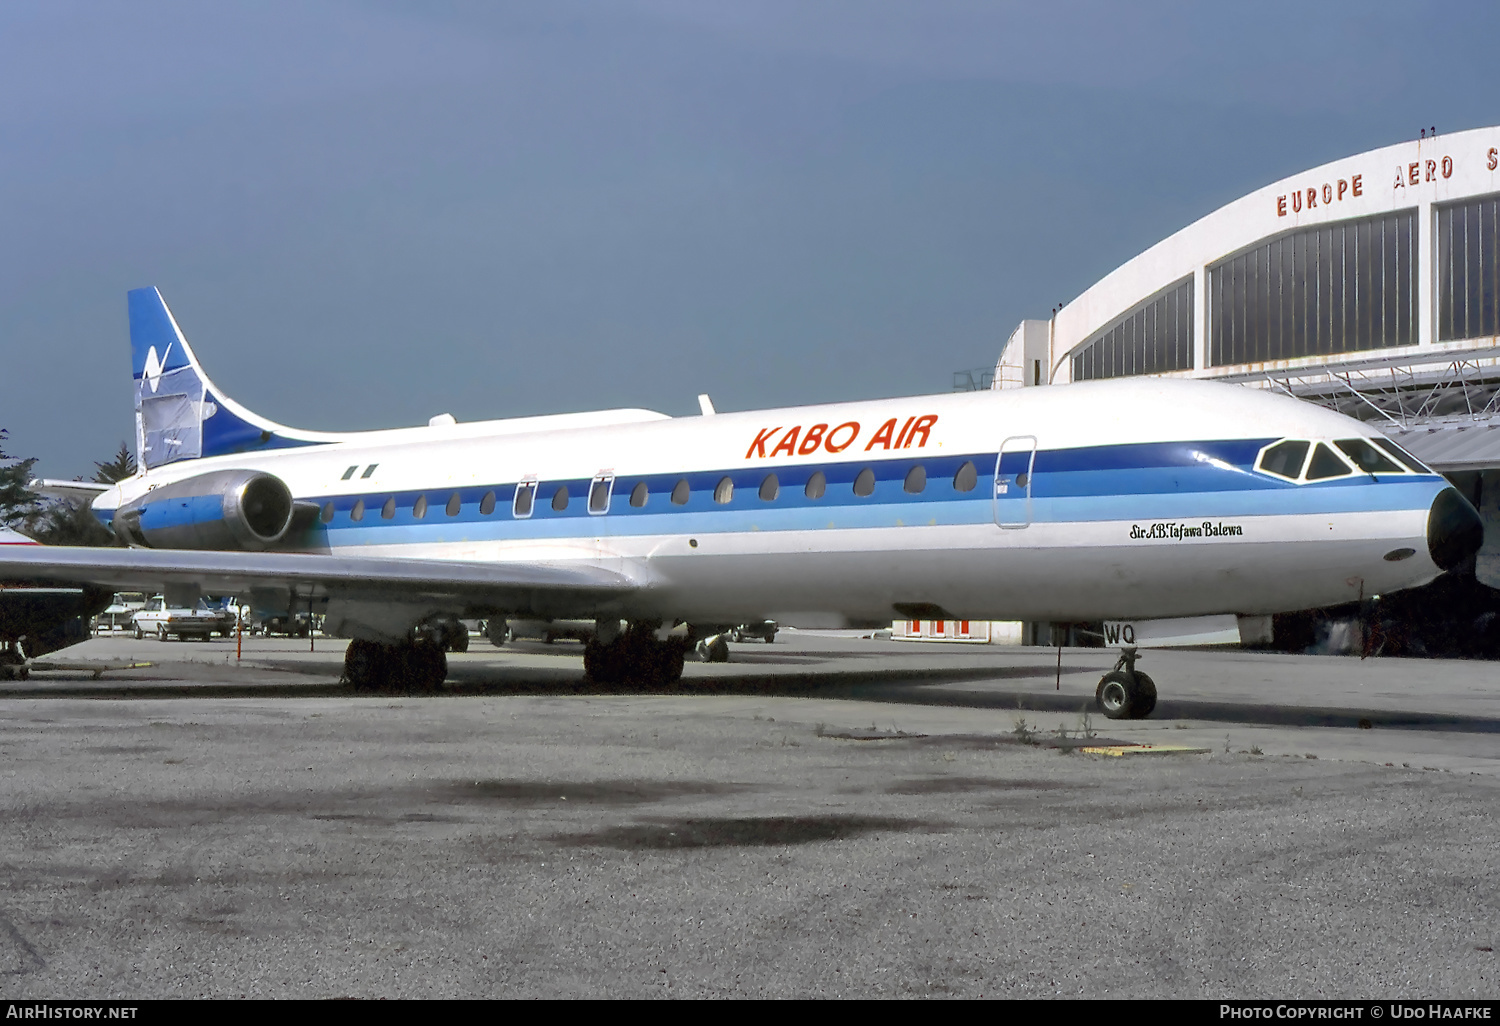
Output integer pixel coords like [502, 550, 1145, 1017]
[129, 288, 326, 470]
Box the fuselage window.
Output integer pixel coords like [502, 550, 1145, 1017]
[759, 474, 779, 501]
[341, 466, 358, 481]
[513, 482, 536, 518]
[1335, 439, 1403, 475]
[714, 477, 734, 504]
[479, 490, 496, 515]
[320, 502, 334, 524]
[361, 464, 378, 479]
[1258, 440, 1310, 481]
[853, 468, 876, 497]
[552, 485, 569, 512]
[1305, 443, 1354, 481]
[381, 497, 396, 519]
[805, 471, 826, 500]
[1372, 437, 1431, 473]
[630, 482, 649, 507]
[351, 499, 365, 522]
[446, 492, 462, 517]
[903, 466, 926, 494]
[413, 494, 428, 518]
[671, 479, 690, 505]
[953, 461, 977, 492]
[588, 478, 612, 514]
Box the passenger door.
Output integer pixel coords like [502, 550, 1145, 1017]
[994, 435, 1037, 529]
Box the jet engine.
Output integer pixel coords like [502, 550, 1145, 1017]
[114, 469, 299, 550]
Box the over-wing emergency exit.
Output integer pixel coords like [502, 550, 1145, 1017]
[4, 287, 1483, 715]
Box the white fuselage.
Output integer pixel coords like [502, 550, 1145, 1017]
[95, 378, 1453, 627]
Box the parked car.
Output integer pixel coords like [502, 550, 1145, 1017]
[251, 612, 313, 638]
[729, 621, 777, 643]
[133, 596, 231, 641]
[505, 618, 594, 644]
[95, 592, 148, 633]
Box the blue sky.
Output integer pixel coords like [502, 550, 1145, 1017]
[3, 0, 1497, 476]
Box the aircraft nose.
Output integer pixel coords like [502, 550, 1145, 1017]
[1427, 486, 1484, 571]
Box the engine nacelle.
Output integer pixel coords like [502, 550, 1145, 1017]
[115, 470, 296, 550]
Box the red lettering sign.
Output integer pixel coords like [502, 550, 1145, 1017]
[1442, 155, 1454, 178]
[770, 426, 800, 458]
[1409, 162, 1420, 185]
[905, 414, 938, 448]
[825, 423, 859, 453]
[1277, 195, 1287, 217]
[864, 418, 898, 451]
[894, 415, 916, 449]
[1337, 179, 1347, 200]
[1490, 148, 1498, 171]
[1352, 174, 1362, 196]
[799, 424, 827, 454]
[745, 427, 781, 460]
[1425, 159, 1437, 182]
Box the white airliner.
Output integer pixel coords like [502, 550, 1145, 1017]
[3, 288, 1482, 717]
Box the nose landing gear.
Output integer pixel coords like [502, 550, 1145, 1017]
[1095, 646, 1157, 719]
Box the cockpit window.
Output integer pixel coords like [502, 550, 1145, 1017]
[1335, 439, 1404, 475]
[1304, 443, 1354, 481]
[1371, 437, 1432, 473]
[1258, 440, 1309, 480]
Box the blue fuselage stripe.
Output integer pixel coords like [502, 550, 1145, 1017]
[255, 440, 1445, 544]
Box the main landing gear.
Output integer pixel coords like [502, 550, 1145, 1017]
[343, 638, 448, 693]
[1095, 646, 1157, 720]
[0, 643, 28, 682]
[584, 621, 687, 688]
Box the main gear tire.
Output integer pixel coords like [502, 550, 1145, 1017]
[344, 639, 390, 692]
[1131, 672, 1157, 718]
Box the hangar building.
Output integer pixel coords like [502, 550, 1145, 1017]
[994, 124, 1500, 587]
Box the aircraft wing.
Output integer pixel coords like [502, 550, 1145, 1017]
[0, 546, 637, 617]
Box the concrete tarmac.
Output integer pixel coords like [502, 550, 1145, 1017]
[1, 632, 1496, 998]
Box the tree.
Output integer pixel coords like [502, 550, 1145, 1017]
[0, 429, 41, 528]
[93, 442, 136, 484]
[0, 429, 120, 546]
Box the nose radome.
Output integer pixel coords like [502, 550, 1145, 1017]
[1427, 487, 1484, 571]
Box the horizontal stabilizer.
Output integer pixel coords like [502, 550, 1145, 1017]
[28, 479, 111, 503]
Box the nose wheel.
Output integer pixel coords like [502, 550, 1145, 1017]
[1095, 646, 1157, 719]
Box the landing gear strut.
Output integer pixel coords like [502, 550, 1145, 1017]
[0, 642, 28, 682]
[584, 621, 686, 687]
[1095, 646, 1157, 720]
[344, 638, 448, 693]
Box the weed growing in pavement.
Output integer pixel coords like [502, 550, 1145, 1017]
[1077, 706, 1097, 740]
[1012, 717, 1036, 745]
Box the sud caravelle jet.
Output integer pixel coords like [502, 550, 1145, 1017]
[3, 287, 1483, 717]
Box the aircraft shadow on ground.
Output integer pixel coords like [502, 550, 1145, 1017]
[6, 657, 1498, 736]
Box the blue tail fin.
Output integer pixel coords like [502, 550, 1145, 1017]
[129, 288, 327, 470]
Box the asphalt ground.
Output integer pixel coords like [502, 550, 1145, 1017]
[0, 631, 1496, 998]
